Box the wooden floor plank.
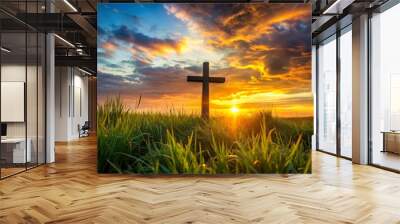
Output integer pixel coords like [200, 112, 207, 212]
[0, 136, 400, 223]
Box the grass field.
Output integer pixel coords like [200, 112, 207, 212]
[97, 97, 313, 174]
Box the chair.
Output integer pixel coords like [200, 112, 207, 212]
[79, 121, 90, 138]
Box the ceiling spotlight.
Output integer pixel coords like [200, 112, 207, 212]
[78, 67, 93, 76]
[76, 48, 85, 55]
[1, 47, 11, 53]
[63, 0, 78, 12]
[322, 0, 355, 15]
[54, 34, 75, 48]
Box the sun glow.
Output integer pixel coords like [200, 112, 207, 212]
[230, 106, 239, 114]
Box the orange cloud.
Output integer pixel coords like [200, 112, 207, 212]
[102, 41, 118, 56]
[107, 25, 189, 62]
[134, 37, 188, 59]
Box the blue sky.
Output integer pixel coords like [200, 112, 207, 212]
[99, 4, 188, 39]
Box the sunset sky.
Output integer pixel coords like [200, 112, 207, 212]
[98, 3, 312, 117]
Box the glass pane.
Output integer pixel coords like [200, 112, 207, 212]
[340, 29, 352, 158]
[0, 1, 46, 178]
[371, 4, 400, 171]
[26, 0, 40, 170]
[27, 31, 38, 169]
[1, 31, 27, 177]
[317, 36, 337, 154]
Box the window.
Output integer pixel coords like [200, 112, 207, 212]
[370, 3, 400, 171]
[339, 27, 352, 158]
[317, 35, 337, 154]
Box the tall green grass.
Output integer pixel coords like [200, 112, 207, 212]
[97, 97, 312, 174]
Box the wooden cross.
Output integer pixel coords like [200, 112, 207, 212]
[187, 62, 225, 119]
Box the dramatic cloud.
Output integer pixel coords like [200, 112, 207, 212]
[101, 25, 188, 62]
[165, 4, 311, 80]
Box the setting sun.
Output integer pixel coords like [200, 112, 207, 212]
[230, 106, 240, 114]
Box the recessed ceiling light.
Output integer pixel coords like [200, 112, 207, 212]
[63, 0, 78, 12]
[78, 67, 93, 76]
[1, 47, 11, 53]
[322, 0, 355, 15]
[54, 34, 75, 48]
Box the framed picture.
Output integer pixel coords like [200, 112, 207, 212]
[97, 3, 312, 174]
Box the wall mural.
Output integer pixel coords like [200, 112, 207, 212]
[97, 3, 313, 174]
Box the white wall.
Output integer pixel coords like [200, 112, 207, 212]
[55, 67, 89, 141]
[71, 72, 89, 138]
[1, 65, 26, 139]
[55, 67, 70, 141]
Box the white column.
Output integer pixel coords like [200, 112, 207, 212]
[46, 32, 55, 163]
[45, 0, 56, 163]
[352, 14, 369, 164]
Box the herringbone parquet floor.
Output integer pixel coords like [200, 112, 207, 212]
[1, 136, 400, 224]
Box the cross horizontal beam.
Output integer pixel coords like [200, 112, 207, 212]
[187, 76, 225, 83]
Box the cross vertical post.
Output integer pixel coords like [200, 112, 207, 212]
[202, 62, 209, 119]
